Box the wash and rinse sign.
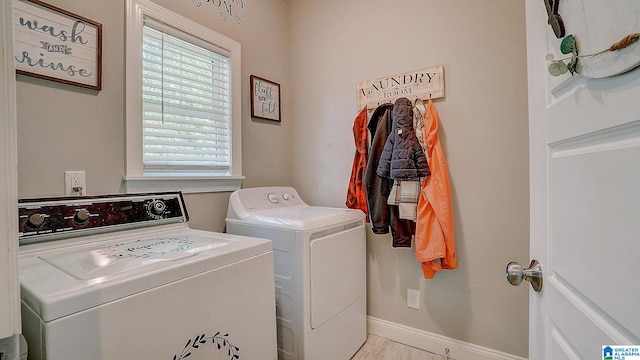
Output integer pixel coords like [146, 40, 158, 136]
[13, 0, 102, 90]
[356, 65, 444, 110]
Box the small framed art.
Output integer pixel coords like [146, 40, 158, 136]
[250, 75, 281, 122]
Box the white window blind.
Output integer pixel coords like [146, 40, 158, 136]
[142, 18, 231, 176]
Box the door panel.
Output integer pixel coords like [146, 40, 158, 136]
[551, 135, 640, 337]
[526, 1, 640, 358]
[550, 326, 582, 360]
[547, 279, 618, 358]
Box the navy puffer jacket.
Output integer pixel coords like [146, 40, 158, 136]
[376, 97, 430, 180]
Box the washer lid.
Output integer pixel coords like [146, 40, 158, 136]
[227, 205, 364, 231]
[40, 235, 227, 280]
[19, 229, 272, 322]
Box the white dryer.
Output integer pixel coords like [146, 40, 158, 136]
[19, 192, 277, 360]
[226, 187, 366, 360]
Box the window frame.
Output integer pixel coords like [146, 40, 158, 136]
[125, 0, 243, 194]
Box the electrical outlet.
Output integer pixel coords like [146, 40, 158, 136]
[407, 288, 420, 309]
[65, 171, 86, 196]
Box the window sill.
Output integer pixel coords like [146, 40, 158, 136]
[123, 176, 244, 194]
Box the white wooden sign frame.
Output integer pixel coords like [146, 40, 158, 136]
[13, 0, 102, 90]
[356, 65, 444, 111]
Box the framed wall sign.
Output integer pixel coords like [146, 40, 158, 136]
[356, 65, 445, 111]
[250, 75, 281, 122]
[13, 0, 103, 90]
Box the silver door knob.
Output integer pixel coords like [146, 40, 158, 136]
[506, 259, 543, 292]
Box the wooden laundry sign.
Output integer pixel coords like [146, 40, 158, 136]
[356, 65, 444, 110]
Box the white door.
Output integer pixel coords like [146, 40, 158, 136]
[525, 1, 640, 359]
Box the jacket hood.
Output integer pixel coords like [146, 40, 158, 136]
[368, 103, 393, 134]
[392, 97, 414, 129]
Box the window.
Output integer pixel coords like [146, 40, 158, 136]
[125, 0, 242, 193]
[142, 21, 231, 175]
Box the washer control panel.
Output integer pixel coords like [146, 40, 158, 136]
[18, 192, 188, 245]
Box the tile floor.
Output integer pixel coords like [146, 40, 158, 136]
[351, 334, 452, 360]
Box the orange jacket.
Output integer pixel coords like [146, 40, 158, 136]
[415, 100, 458, 278]
[346, 106, 370, 222]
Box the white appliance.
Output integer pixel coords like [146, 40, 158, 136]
[18, 192, 277, 360]
[225, 187, 366, 360]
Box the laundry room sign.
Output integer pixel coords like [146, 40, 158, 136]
[13, 0, 102, 90]
[356, 65, 444, 110]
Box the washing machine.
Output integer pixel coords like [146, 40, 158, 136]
[225, 187, 366, 360]
[18, 192, 277, 360]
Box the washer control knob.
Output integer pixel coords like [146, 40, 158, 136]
[74, 209, 91, 224]
[26, 213, 46, 228]
[267, 193, 279, 204]
[282, 193, 290, 201]
[148, 200, 167, 217]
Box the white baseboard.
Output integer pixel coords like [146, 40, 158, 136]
[366, 316, 528, 360]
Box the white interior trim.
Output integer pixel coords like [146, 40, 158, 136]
[367, 317, 528, 360]
[1, 0, 21, 339]
[125, 0, 243, 186]
[123, 176, 243, 194]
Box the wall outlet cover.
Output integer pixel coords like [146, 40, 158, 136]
[64, 171, 86, 196]
[407, 288, 420, 310]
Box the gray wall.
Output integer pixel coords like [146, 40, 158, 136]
[287, 1, 529, 357]
[16, 0, 294, 226]
[15, 0, 529, 357]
